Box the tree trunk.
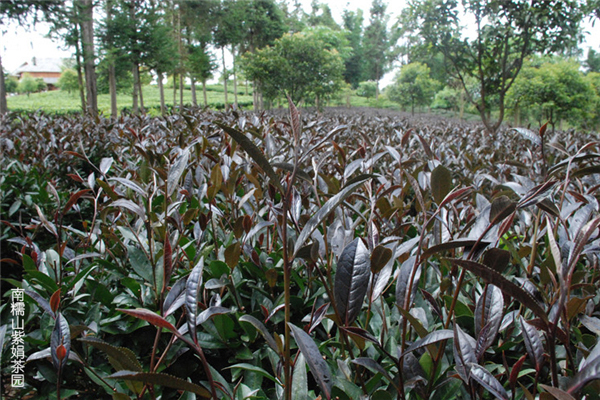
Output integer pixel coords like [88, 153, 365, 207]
[0, 55, 7, 115]
[139, 70, 145, 113]
[108, 62, 117, 118]
[179, 74, 183, 109]
[158, 71, 166, 115]
[222, 47, 228, 110]
[202, 79, 208, 107]
[231, 45, 238, 108]
[73, 27, 87, 112]
[106, 0, 117, 119]
[80, 0, 98, 118]
[173, 73, 177, 108]
[375, 64, 380, 101]
[132, 64, 139, 115]
[191, 77, 197, 107]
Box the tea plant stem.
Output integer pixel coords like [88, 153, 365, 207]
[282, 186, 292, 400]
[526, 209, 542, 276]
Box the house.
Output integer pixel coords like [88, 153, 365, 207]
[13, 57, 65, 89]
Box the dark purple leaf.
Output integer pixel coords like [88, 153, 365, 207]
[293, 175, 371, 257]
[239, 315, 280, 355]
[474, 285, 504, 343]
[289, 323, 332, 400]
[308, 302, 330, 334]
[520, 316, 544, 372]
[215, 122, 283, 193]
[370, 244, 392, 274]
[79, 337, 142, 372]
[51, 312, 70, 373]
[163, 277, 187, 317]
[396, 256, 421, 311]
[448, 259, 548, 326]
[352, 357, 396, 388]
[540, 384, 576, 400]
[431, 164, 453, 205]
[334, 238, 371, 326]
[24, 290, 55, 319]
[185, 258, 204, 341]
[517, 180, 558, 209]
[453, 324, 476, 383]
[482, 248, 511, 273]
[340, 326, 379, 346]
[468, 363, 509, 400]
[400, 329, 454, 359]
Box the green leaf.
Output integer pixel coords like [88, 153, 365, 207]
[108, 371, 211, 398]
[226, 363, 280, 384]
[127, 246, 153, 283]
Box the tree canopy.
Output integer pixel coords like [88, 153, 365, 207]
[241, 30, 345, 105]
[397, 0, 590, 133]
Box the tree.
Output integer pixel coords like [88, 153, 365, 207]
[342, 8, 365, 88]
[507, 57, 597, 131]
[357, 81, 377, 98]
[214, 0, 287, 110]
[362, 0, 391, 100]
[0, 0, 64, 114]
[17, 73, 39, 96]
[58, 68, 81, 94]
[585, 48, 600, 73]
[306, 0, 339, 29]
[241, 30, 345, 106]
[398, 0, 589, 133]
[79, 0, 97, 117]
[4, 75, 18, 93]
[387, 62, 438, 114]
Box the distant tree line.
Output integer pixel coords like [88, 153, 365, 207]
[1, 0, 599, 132]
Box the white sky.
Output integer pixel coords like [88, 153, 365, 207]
[1, 0, 599, 87]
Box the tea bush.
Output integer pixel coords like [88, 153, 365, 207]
[1, 106, 600, 400]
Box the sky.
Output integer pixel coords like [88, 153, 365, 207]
[2, 0, 599, 87]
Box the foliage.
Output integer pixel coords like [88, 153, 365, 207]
[356, 81, 377, 98]
[5, 75, 19, 93]
[397, 0, 590, 133]
[507, 57, 598, 130]
[2, 104, 600, 400]
[57, 68, 80, 94]
[585, 48, 600, 73]
[362, 0, 392, 98]
[341, 8, 365, 88]
[241, 31, 345, 104]
[17, 73, 42, 96]
[387, 62, 438, 114]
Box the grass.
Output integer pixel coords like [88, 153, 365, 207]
[7, 83, 254, 115]
[6, 83, 482, 122]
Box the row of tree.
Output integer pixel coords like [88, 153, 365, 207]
[1, 0, 599, 133]
[385, 54, 600, 131]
